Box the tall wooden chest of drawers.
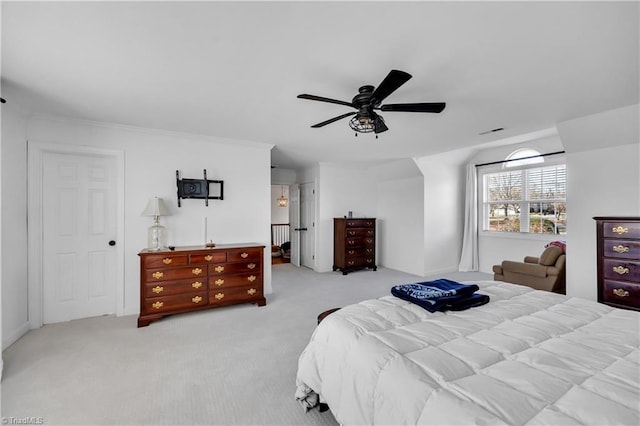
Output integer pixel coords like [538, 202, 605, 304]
[594, 217, 640, 311]
[333, 218, 377, 275]
[138, 244, 266, 327]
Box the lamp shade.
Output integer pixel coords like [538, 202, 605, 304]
[141, 197, 171, 217]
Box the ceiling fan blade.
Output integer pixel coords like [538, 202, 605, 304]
[310, 111, 356, 128]
[297, 94, 353, 108]
[380, 102, 446, 113]
[371, 70, 412, 104]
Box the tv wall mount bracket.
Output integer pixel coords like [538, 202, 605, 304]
[176, 169, 224, 207]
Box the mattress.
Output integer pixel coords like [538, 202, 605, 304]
[295, 280, 640, 425]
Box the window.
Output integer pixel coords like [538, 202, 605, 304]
[481, 150, 566, 235]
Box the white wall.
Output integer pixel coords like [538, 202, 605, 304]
[372, 159, 424, 276]
[376, 176, 424, 275]
[24, 115, 273, 324]
[1, 104, 29, 349]
[271, 167, 296, 185]
[557, 104, 640, 300]
[415, 152, 467, 276]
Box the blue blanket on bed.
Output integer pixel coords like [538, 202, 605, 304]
[391, 279, 489, 312]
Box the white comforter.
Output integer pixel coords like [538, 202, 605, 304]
[296, 280, 640, 425]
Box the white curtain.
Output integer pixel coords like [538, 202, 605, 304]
[458, 163, 479, 271]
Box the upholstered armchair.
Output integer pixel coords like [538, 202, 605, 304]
[493, 245, 566, 294]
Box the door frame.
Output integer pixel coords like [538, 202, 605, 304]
[289, 184, 300, 267]
[27, 141, 125, 328]
[299, 182, 316, 270]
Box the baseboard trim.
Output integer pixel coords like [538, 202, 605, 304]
[423, 266, 459, 277]
[3, 321, 30, 350]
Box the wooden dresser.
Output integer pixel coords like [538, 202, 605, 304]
[594, 217, 640, 311]
[138, 243, 266, 327]
[333, 218, 377, 275]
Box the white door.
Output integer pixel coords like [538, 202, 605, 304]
[300, 182, 316, 269]
[41, 152, 118, 323]
[289, 184, 301, 267]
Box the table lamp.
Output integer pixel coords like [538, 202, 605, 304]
[141, 197, 171, 251]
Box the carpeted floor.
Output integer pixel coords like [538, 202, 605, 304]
[1, 265, 489, 425]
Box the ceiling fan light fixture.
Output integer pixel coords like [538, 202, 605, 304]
[349, 115, 375, 133]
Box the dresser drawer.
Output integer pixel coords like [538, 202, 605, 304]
[145, 266, 207, 282]
[345, 247, 374, 258]
[345, 228, 375, 237]
[603, 222, 640, 239]
[190, 251, 227, 264]
[603, 239, 640, 259]
[227, 248, 262, 262]
[209, 272, 261, 289]
[345, 237, 375, 248]
[209, 261, 261, 275]
[209, 286, 263, 305]
[143, 254, 189, 268]
[345, 219, 375, 228]
[345, 256, 376, 269]
[144, 278, 207, 298]
[143, 292, 208, 313]
[603, 259, 640, 282]
[602, 280, 640, 308]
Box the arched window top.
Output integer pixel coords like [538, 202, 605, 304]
[504, 148, 544, 168]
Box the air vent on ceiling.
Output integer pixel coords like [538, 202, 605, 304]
[479, 127, 504, 135]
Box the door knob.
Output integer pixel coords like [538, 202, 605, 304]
[108, 240, 116, 246]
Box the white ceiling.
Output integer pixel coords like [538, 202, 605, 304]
[2, 1, 638, 169]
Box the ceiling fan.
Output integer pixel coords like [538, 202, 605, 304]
[297, 70, 445, 136]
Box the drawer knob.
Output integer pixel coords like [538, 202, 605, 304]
[214, 293, 225, 300]
[247, 288, 257, 296]
[192, 268, 203, 276]
[215, 279, 224, 286]
[613, 288, 630, 297]
[612, 266, 630, 275]
[152, 301, 164, 310]
[348, 231, 355, 236]
[152, 286, 164, 294]
[192, 281, 203, 289]
[612, 226, 629, 235]
[348, 241, 355, 245]
[612, 245, 630, 254]
[205, 255, 213, 261]
[152, 271, 164, 280]
[247, 263, 256, 270]
[192, 295, 203, 304]
[241, 252, 249, 258]
[162, 258, 172, 265]
[248, 275, 257, 282]
[215, 265, 225, 273]
[347, 261, 355, 266]
[348, 250, 355, 255]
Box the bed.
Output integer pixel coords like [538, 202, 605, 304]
[295, 280, 639, 425]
